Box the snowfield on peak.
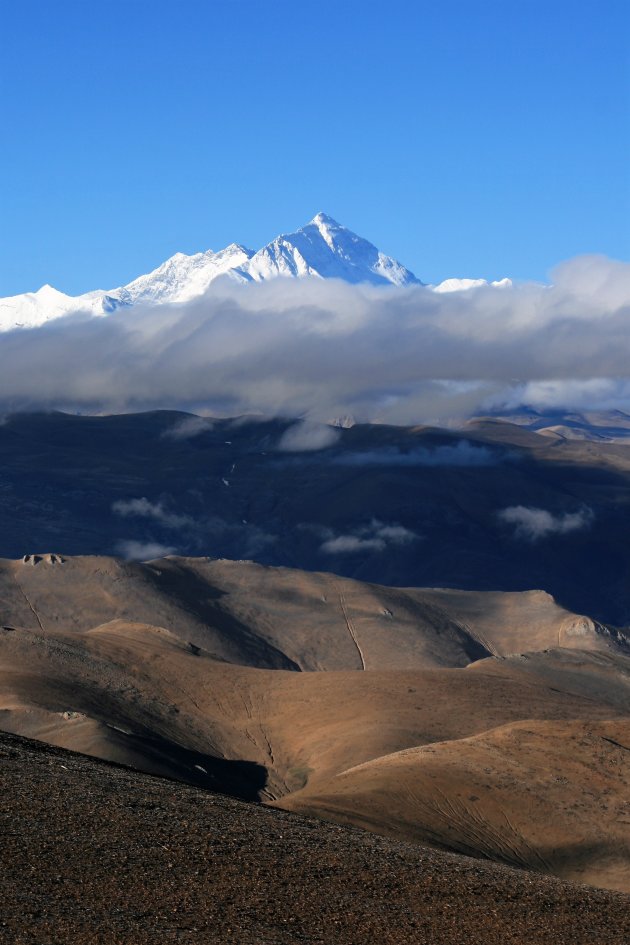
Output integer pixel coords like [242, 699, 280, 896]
[0, 213, 508, 332]
[433, 276, 513, 293]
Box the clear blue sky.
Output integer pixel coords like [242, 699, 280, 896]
[1, 0, 628, 295]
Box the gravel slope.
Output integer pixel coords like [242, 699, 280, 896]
[2, 731, 629, 945]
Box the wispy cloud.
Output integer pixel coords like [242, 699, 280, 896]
[112, 498, 277, 560]
[115, 539, 177, 560]
[111, 497, 193, 529]
[276, 420, 341, 452]
[161, 415, 214, 440]
[320, 519, 419, 555]
[321, 534, 387, 554]
[2, 254, 630, 421]
[334, 441, 499, 466]
[498, 505, 594, 541]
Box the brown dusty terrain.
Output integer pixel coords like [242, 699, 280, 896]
[278, 717, 630, 891]
[4, 619, 625, 799]
[0, 555, 617, 671]
[1, 555, 630, 895]
[2, 730, 630, 945]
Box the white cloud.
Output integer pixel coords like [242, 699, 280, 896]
[161, 415, 214, 440]
[498, 505, 594, 542]
[277, 420, 341, 452]
[115, 540, 176, 560]
[320, 519, 419, 555]
[372, 523, 417, 543]
[321, 535, 387, 554]
[111, 497, 192, 529]
[114, 505, 277, 560]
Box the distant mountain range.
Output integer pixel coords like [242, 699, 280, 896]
[0, 213, 511, 331]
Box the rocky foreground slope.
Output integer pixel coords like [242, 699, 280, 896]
[2, 730, 629, 945]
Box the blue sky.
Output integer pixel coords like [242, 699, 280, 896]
[1, 0, 628, 296]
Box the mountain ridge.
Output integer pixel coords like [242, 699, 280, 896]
[0, 213, 420, 331]
[0, 213, 511, 332]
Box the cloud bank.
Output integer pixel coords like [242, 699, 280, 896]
[2, 254, 630, 422]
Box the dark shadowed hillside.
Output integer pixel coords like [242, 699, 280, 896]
[3, 410, 630, 622]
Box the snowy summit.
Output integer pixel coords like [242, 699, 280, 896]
[238, 212, 419, 287]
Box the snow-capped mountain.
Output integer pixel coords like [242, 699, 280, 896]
[0, 213, 507, 332]
[0, 213, 423, 332]
[235, 212, 418, 286]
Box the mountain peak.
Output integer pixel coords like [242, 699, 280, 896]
[309, 212, 340, 228]
[36, 284, 65, 297]
[222, 242, 254, 256]
[235, 213, 421, 287]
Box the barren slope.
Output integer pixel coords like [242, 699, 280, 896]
[278, 718, 630, 892]
[4, 731, 630, 945]
[0, 555, 622, 671]
[1, 605, 629, 822]
[2, 555, 630, 892]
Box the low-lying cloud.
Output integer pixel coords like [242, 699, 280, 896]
[112, 496, 277, 560]
[115, 539, 177, 560]
[276, 420, 341, 452]
[161, 416, 214, 440]
[334, 441, 499, 466]
[112, 497, 193, 530]
[3, 254, 630, 421]
[498, 505, 594, 541]
[320, 520, 419, 555]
